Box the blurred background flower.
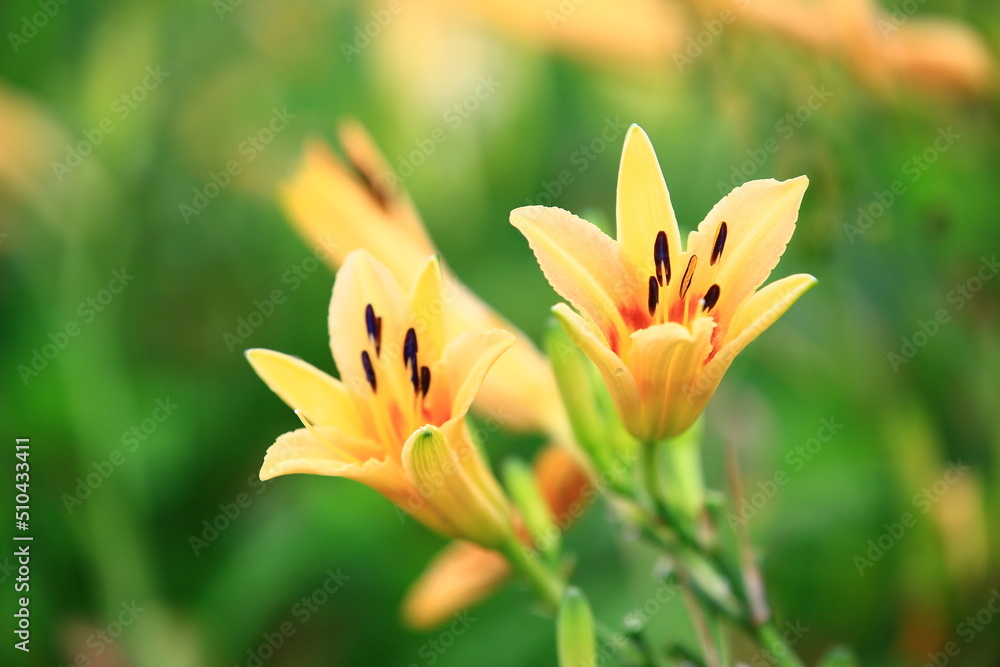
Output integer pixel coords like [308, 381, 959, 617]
[1, 0, 998, 665]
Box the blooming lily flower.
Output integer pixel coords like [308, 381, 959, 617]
[246, 250, 516, 548]
[281, 120, 567, 437]
[511, 125, 816, 442]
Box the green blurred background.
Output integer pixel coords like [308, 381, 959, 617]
[2, 0, 999, 665]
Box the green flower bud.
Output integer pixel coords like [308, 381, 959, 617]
[558, 587, 596, 667]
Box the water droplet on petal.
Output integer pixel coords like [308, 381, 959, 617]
[614, 367, 625, 377]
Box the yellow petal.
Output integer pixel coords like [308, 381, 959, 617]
[616, 124, 682, 282]
[661, 315, 716, 438]
[882, 19, 996, 96]
[433, 329, 516, 420]
[626, 321, 696, 440]
[401, 423, 513, 548]
[511, 205, 646, 353]
[694, 274, 817, 402]
[328, 249, 408, 398]
[262, 426, 463, 537]
[245, 348, 361, 436]
[552, 303, 639, 433]
[402, 541, 510, 630]
[681, 176, 809, 341]
[336, 119, 435, 249]
[408, 254, 446, 365]
[279, 141, 433, 280]
[260, 426, 386, 482]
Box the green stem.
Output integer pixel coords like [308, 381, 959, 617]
[755, 622, 807, 667]
[632, 434, 808, 667]
[500, 539, 565, 609]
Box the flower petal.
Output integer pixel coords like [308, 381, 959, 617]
[245, 348, 361, 436]
[626, 321, 695, 439]
[616, 124, 682, 282]
[259, 426, 386, 482]
[511, 205, 647, 353]
[694, 274, 817, 402]
[328, 249, 409, 399]
[408, 254, 446, 366]
[680, 176, 809, 340]
[279, 140, 433, 280]
[402, 423, 513, 547]
[552, 303, 639, 432]
[402, 541, 510, 630]
[432, 329, 515, 420]
[662, 315, 716, 437]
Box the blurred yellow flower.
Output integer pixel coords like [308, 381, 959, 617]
[737, 0, 995, 96]
[512, 125, 815, 442]
[281, 120, 568, 438]
[402, 445, 592, 629]
[247, 251, 516, 548]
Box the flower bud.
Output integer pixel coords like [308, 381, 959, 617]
[403, 422, 514, 549]
[558, 587, 596, 667]
[504, 458, 560, 562]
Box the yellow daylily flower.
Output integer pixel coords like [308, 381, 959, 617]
[246, 250, 516, 548]
[511, 125, 816, 442]
[281, 120, 567, 438]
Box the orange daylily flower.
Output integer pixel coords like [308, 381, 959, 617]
[281, 120, 567, 438]
[247, 250, 516, 548]
[402, 445, 592, 629]
[511, 125, 816, 442]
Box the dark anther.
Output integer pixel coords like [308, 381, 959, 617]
[410, 362, 420, 394]
[420, 366, 431, 398]
[711, 222, 727, 266]
[679, 255, 698, 299]
[647, 276, 659, 317]
[654, 231, 670, 286]
[365, 305, 382, 355]
[365, 304, 377, 339]
[348, 161, 391, 211]
[361, 351, 377, 391]
[403, 328, 418, 367]
[702, 284, 721, 312]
